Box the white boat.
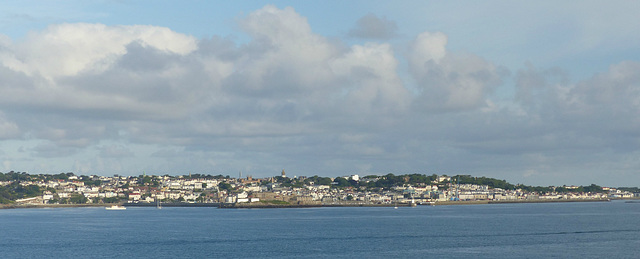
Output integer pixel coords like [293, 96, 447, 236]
[105, 205, 126, 210]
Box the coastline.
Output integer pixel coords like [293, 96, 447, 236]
[0, 203, 120, 210]
[0, 198, 623, 210]
[219, 198, 615, 208]
[435, 198, 613, 206]
[124, 202, 220, 208]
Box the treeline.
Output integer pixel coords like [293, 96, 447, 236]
[273, 173, 609, 194]
[0, 171, 31, 181]
[554, 184, 605, 193]
[0, 182, 53, 204]
[1, 171, 78, 182]
[180, 174, 230, 180]
[271, 174, 441, 190]
[269, 174, 439, 190]
[365, 174, 439, 189]
[455, 175, 515, 190]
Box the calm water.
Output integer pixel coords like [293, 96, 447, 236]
[1, 201, 640, 258]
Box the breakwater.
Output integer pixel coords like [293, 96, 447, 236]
[218, 202, 416, 209]
[0, 203, 119, 209]
[123, 202, 220, 208]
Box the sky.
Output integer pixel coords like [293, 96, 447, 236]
[1, 1, 639, 187]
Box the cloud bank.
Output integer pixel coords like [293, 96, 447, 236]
[0, 5, 638, 186]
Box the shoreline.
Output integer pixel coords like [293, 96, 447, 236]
[222, 198, 614, 208]
[0, 203, 120, 210]
[0, 198, 623, 210]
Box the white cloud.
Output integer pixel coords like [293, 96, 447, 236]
[408, 32, 447, 67]
[329, 43, 409, 119]
[229, 5, 338, 97]
[0, 5, 414, 161]
[4, 23, 197, 79]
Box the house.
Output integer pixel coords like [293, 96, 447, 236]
[42, 192, 54, 201]
[129, 192, 141, 201]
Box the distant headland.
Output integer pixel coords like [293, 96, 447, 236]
[1, 171, 638, 209]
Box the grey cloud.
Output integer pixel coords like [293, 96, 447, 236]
[372, 59, 640, 186]
[348, 13, 398, 40]
[513, 61, 640, 148]
[196, 36, 242, 61]
[451, 61, 640, 185]
[117, 42, 178, 72]
[0, 66, 42, 111]
[151, 148, 183, 158]
[441, 61, 640, 156]
[99, 145, 134, 158]
[410, 52, 503, 112]
[406, 31, 504, 112]
[31, 142, 82, 158]
[567, 61, 640, 115]
[514, 64, 569, 114]
[0, 112, 20, 139]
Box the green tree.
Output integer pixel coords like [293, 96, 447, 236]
[218, 182, 232, 191]
[140, 175, 153, 185]
[305, 176, 332, 186]
[83, 180, 102, 187]
[333, 177, 351, 188]
[196, 192, 207, 203]
[104, 197, 120, 204]
[53, 173, 69, 180]
[583, 184, 604, 193]
[69, 194, 88, 204]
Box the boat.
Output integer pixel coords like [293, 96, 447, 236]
[105, 205, 126, 210]
[157, 200, 162, 209]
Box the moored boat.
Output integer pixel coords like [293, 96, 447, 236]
[105, 205, 126, 210]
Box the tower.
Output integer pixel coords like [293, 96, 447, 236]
[281, 169, 286, 178]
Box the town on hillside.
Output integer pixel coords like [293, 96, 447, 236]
[1, 170, 638, 207]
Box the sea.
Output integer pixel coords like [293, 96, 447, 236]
[1, 200, 639, 258]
